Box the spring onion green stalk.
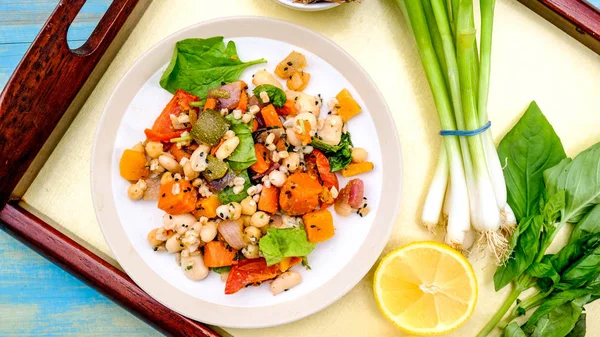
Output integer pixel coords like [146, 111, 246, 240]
[403, 0, 471, 247]
[398, 0, 510, 259]
[170, 134, 192, 143]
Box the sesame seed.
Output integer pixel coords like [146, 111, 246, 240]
[162, 193, 166, 197]
[287, 61, 292, 66]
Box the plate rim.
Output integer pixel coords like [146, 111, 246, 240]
[91, 15, 403, 329]
[271, 0, 339, 11]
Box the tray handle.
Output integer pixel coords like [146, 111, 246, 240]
[0, 0, 141, 207]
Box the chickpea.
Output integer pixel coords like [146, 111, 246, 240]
[282, 152, 300, 172]
[181, 253, 209, 281]
[165, 235, 183, 253]
[240, 215, 252, 227]
[132, 142, 145, 153]
[240, 197, 257, 215]
[286, 127, 302, 147]
[294, 112, 318, 130]
[127, 179, 147, 200]
[147, 228, 164, 248]
[160, 172, 174, 185]
[200, 221, 218, 243]
[159, 154, 181, 173]
[242, 244, 260, 259]
[351, 147, 368, 163]
[270, 271, 302, 295]
[244, 226, 262, 244]
[250, 211, 270, 228]
[145, 141, 163, 159]
[183, 161, 200, 180]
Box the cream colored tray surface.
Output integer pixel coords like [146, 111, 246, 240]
[22, 0, 600, 336]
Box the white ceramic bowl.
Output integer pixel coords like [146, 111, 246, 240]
[91, 16, 402, 328]
[272, 0, 339, 11]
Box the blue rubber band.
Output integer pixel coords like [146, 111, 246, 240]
[440, 121, 491, 137]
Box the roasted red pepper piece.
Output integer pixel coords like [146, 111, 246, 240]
[224, 258, 281, 294]
[146, 89, 197, 142]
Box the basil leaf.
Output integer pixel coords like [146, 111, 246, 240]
[565, 313, 586, 337]
[544, 142, 600, 223]
[527, 258, 560, 292]
[551, 233, 600, 275]
[526, 301, 584, 337]
[525, 289, 589, 328]
[570, 204, 600, 242]
[503, 323, 527, 337]
[558, 244, 600, 289]
[160, 37, 266, 98]
[253, 84, 286, 108]
[217, 170, 251, 204]
[497, 101, 566, 221]
[494, 216, 543, 291]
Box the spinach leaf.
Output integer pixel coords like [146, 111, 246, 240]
[226, 116, 257, 171]
[495, 216, 543, 291]
[258, 227, 316, 266]
[253, 84, 286, 108]
[160, 37, 266, 98]
[503, 323, 527, 337]
[312, 132, 354, 172]
[565, 312, 586, 337]
[212, 266, 231, 274]
[497, 101, 566, 222]
[558, 244, 600, 290]
[544, 142, 600, 223]
[527, 258, 560, 292]
[217, 170, 251, 204]
[526, 301, 583, 337]
[570, 204, 600, 242]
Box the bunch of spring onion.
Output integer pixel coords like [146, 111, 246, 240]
[397, 0, 515, 260]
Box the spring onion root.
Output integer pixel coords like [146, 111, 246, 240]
[400, 0, 508, 260]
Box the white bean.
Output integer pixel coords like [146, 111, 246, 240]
[252, 69, 283, 89]
[240, 197, 257, 215]
[294, 112, 317, 130]
[145, 141, 163, 159]
[242, 244, 260, 259]
[165, 235, 183, 253]
[282, 152, 300, 172]
[351, 147, 368, 163]
[317, 115, 343, 146]
[286, 127, 302, 147]
[190, 145, 211, 172]
[270, 271, 302, 295]
[200, 221, 218, 242]
[216, 202, 242, 220]
[215, 137, 240, 160]
[183, 161, 200, 180]
[131, 142, 145, 153]
[159, 154, 182, 173]
[181, 253, 209, 281]
[268, 170, 286, 187]
[170, 213, 197, 234]
[250, 211, 270, 228]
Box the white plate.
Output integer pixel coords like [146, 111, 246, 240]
[91, 16, 402, 328]
[272, 0, 339, 11]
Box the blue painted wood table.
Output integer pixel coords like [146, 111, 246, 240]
[0, 1, 161, 335]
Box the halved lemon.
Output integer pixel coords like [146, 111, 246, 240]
[373, 241, 478, 335]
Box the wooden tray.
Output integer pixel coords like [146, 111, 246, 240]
[519, 0, 600, 55]
[0, 1, 218, 336]
[1, 1, 600, 337]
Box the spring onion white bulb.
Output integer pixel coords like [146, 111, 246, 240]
[421, 146, 448, 232]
